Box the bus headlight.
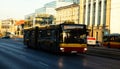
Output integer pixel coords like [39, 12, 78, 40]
[84, 48, 87, 51]
[60, 48, 64, 52]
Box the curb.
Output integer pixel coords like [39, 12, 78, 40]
[87, 46, 120, 60]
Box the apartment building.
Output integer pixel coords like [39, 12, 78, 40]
[1, 18, 17, 36]
[55, 3, 79, 24]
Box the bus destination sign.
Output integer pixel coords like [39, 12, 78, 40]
[63, 25, 84, 29]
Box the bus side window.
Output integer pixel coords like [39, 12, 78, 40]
[51, 30, 59, 41]
[38, 31, 42, 38]
[118, 37, 120, 42]
[40, 30, 47, 38]
[54, 30, 59, 38]
[116, 36, 120, 42]
[41, 30, 52, 39]
[60, 33, 63, 42]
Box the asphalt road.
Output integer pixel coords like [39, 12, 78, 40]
[0, 39, 120, 69]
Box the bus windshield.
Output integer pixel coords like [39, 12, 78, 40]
[60, 29, 86, 43]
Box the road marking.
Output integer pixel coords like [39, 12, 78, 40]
[38, 61, 49, 67]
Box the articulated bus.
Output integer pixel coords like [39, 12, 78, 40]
[103, 34, 120, 48]
[23, 23, 87, 54]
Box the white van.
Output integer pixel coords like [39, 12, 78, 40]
[87, 37, 96, 46]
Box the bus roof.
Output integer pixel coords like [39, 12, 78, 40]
[104, 33, 120, 36]
[24, 23, 86, 30]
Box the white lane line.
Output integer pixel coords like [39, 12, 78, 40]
[38, 61, 49, 67]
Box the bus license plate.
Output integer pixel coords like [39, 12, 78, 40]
[71, 51, 77, 53]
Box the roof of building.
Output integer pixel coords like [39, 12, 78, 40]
[16, 20, 25, 25]
[55, 3, 79, 10]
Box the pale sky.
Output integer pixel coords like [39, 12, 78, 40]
[0, 0, 55, 20]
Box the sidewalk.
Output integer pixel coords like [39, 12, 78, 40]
[87, 46, 120, 60]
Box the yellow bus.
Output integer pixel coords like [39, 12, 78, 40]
[103, 34, 120, 48]
[24, 23, 88, 54]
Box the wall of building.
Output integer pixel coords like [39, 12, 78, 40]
[110, 0, 120, 34]
[0, 20, 2, 37]
[56, 4, 79, 24]
[56, 0, 73, 8]
[1, 19, 17, 37]
[35, 1, 56, 15]
[79, 0, 110, 42]
[24, 0, 116, 42]
[79, 0, 85, 24]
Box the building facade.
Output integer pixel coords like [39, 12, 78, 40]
[25, 0, 74, 27]
[79, 0, 111, 42]
[0, 20, 2, 37]
[55, 0, 110, 42]
[15, 20, 25, 37]
[24, 0, 118, 42]
[110, 0, 120, 34]
[1, 18, 17, 37]
[56, 0, 74, 8]
[35, 1, 56, 15]
[55, 4, 79, 24]
[25, 13, 54, 28]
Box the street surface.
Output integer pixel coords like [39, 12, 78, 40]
[0, 39, 120, 69]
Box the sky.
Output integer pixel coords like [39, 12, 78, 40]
[0, 0, 55, 20]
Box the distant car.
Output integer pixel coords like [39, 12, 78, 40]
[1, 36, 10, 39]
[87, 37, 96, 46]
